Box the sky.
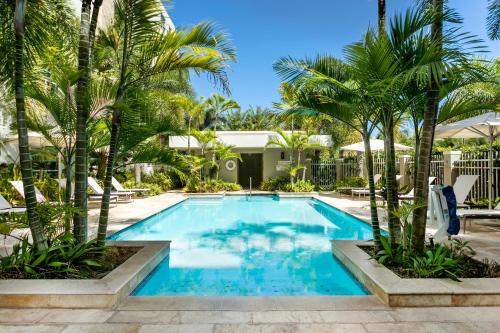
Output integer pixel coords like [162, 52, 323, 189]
[168, 0, 499, 110]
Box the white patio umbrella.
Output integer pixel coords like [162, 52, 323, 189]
[340, 139, 413, 152]
[435, 112, 500, 209]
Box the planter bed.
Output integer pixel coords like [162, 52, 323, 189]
[0, 240, 170, 308]
[331, 240, 500, 307]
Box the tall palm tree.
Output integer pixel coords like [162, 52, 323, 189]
[74, 0, 104, 243]
[487, 0, 499, 40]
[11, 0, 47, 250]
[273, 55, 383, 250]
[204, 93, 240, 131]
[95, 0, 236, 245]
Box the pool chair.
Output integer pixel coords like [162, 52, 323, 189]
[56, 179, 118, 207]
[9, 180, 50, 204]
[457, 203, 500, 233]
[398, 177, 437, 201]
[0, 193, 26, 214]
[338, 174, 381, 196]
[88, 177, 133, 202]
[112, 177, 150, 195]
[352, 175, 402, 199]
[452, 175, 478, 209]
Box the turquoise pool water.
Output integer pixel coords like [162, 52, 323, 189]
[109, 196, 373, 296]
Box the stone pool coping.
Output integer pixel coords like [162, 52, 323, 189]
[331, 240, 500, 307]
[0, 241, 170, 309]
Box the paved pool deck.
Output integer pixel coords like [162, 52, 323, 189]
[3, 192, 500, 332]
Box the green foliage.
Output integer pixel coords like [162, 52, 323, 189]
[259, 176, 290, 191]
[141, 172, 174, 192]
[335, 176, 367, 189]
[184, 177, 241, 193]
[0, 235, 107, 279]
[284, 180, 315, 192]
[411, 245, 460, 280]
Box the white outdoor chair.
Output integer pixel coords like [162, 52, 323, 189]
[398, 177, 437, 200]
[457, 202, 500, 233]
[57, 179, 118, 207]
[9, 180, 49, 204]
[112, 177, 150, 194]
[453, 175, 479, 208]
[88, 177, 133, 202]
[0, 193, 26, 214]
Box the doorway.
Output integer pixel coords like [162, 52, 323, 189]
[238, 153, 263, 188]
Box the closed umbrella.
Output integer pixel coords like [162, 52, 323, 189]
[435, 112, 500, 209]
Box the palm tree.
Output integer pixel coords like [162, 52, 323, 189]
[171, 95, 205, 154]
[213, 142, 241, 179]
[192, 129, 217, 159]
[204, 93, 240, 131]
[11, 0, 48, 250]
[273, 55, 383, 250]
[95, 0, 236, 245]
[74, 0, 104, 243]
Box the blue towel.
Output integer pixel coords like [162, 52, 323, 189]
[442, 186, 460, 235]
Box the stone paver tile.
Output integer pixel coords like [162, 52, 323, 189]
[0, 309, 49, 323]
[179, 311, 251, 324]
[138, 324, 214, 333]
[213, 324, 294, 333]
[60, 324, 139, 333]
[364, 322, 482, 333]
[251, 311, 323, 324]
[319, 310, 394, 323]
[460, 307, 500, 322]
[108, 311, 180, 324]
[39, 309, 114, 323]
[294, 323, 367, 333]
[470, 321, 500, 333]
[0, 325, 63, 333]
[391, 307, 469, 322]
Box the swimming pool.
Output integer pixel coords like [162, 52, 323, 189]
[109, 195, 373, 296]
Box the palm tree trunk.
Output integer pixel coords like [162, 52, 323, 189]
[64, 154, 72, 204]
[411, 0, 443, 255]
[384, 114, 401, 244]
[96, 110, 121, 245]
[13, 0, 47, 251]
[187, 118, 192, 154]
[73, 0, 92, 243]
[363, 128, 382, 251]
[378, 0, 386, 35]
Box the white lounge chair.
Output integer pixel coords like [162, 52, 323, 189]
[9, 181, 49, 204]
[453, 175, 478, 208]
[88, 177, 133, 202]
[352, 175, 402, 198]
[398, 177, 437, 200]
[112, 177, 150, 194]
[0, 193, 26, 214]
[457, 203, 500, 233]
[56, 179, 118, 207]
[339, 174, 381, 196]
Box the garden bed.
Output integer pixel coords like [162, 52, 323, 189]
[0, 246, 140, 280]
[0, 241, 170, 308]
[331, 240, 500, 307]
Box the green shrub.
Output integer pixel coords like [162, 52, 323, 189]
[259, 176, 290, 191]
[142, 172, 173, 191]
[335, 176, 367, 189]
[284, 180, 316, 192]
[184, 177, 241, 193]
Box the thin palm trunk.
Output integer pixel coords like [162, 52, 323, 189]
[64, 154, 72, 204]
[187, 118, 192, 154]
[378, 0, 386, 34]
[14, 0, 47, 251]
[384, 114, 401, 244]
[411, 0, 443, 255]
[96, 111, 120, 245]
[363, 128, 382, 251]
[73, 0, 92, 243]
